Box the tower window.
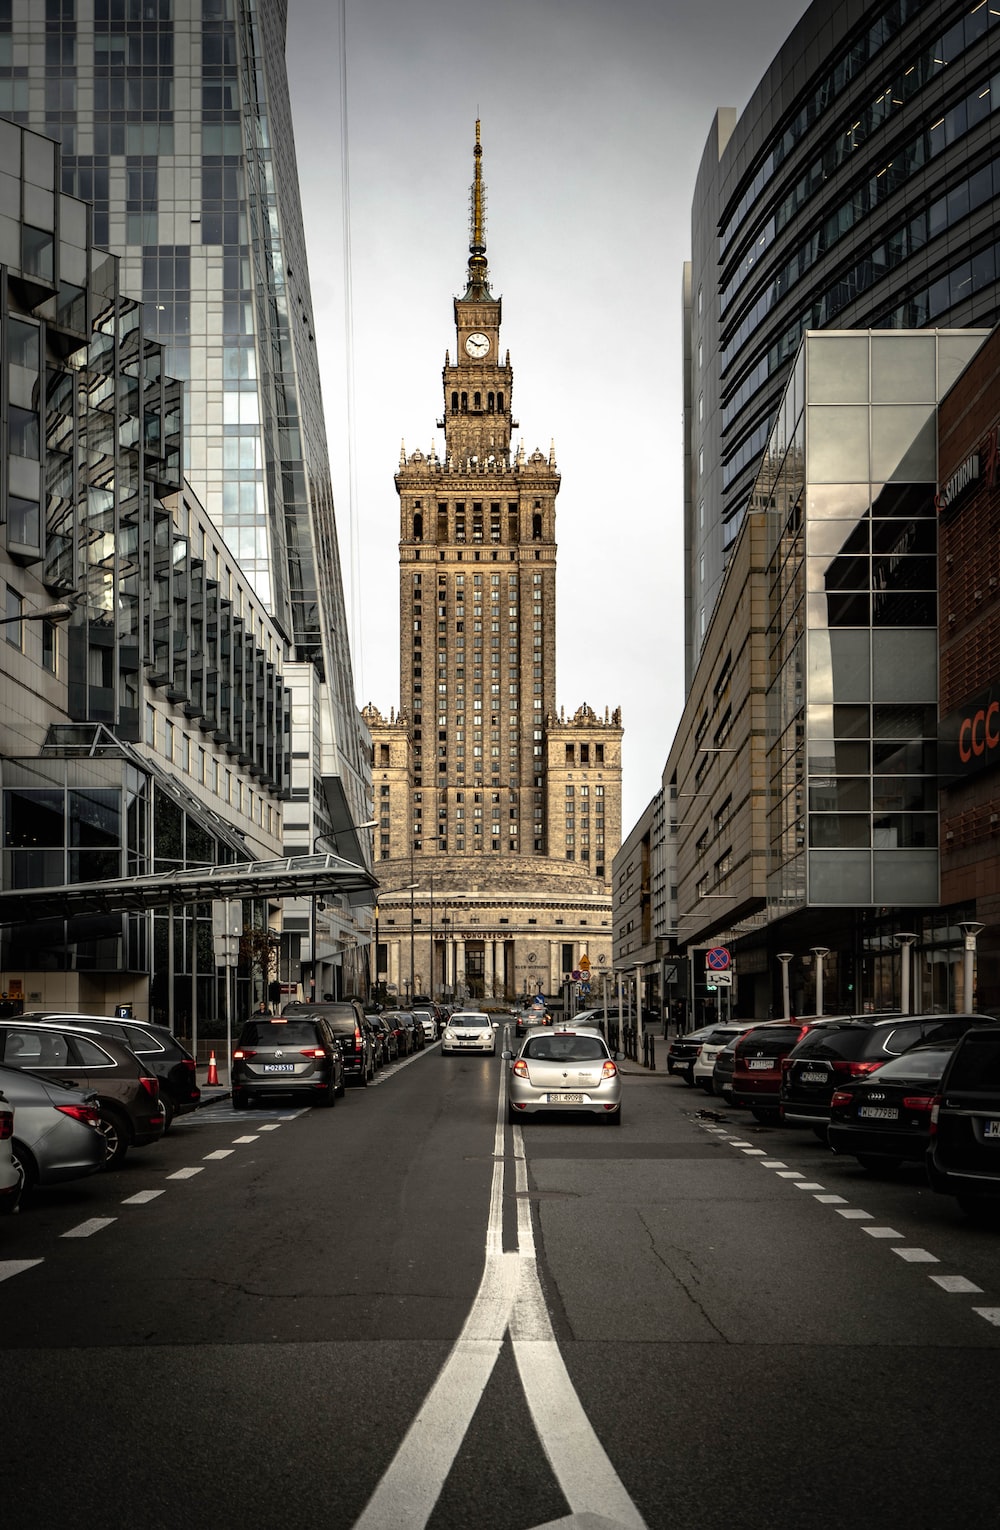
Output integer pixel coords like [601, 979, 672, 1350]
[474, 391, 481, 409]
[532, 513, 542, 540]
[413, 511, 423, 540]
[487, 392, 494, 411]
[461, 392, 468, 412]
[451, 391, 458, 412]
[498, 392, 504, 412]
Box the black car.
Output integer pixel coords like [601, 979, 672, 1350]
[781, 1013, 993, 1132]
[928, 1025, 1000, 1220]
[280, 1000, 377, 1085]
[232, 1014, 345, 1109]
[378, 1011, 407, 1059]
[0, 1020, 164, 1167]
[827, 1042, 957, 1172]
[666, 1025, 714, 1084]
[23, 1014, 200, 1128]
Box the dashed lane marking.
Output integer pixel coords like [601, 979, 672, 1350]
[893, 1248, 939, 1262]
[202, 1150, 234, 1161]
[836, 1208, 874, 1220]
[62, 1218, 116, 1238]
[121, 1190, 165, 1205]
[166, 1167, 203, 1181]
[232, 1135, 259, 1144]
[815, 1194, 848, 1204]
[0, 1259, 43, 1281]
[930, 1274, 983, 1293]
[862, 1226, 903, 1238]
[972, 1308, 1000, 1325]
[793, 1181, 825, 1190]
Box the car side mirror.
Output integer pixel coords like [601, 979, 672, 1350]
[502, 1049, 512, 1059]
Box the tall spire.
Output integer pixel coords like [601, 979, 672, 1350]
[463, 118, 491, 300]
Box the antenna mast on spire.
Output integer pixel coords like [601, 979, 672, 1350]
[464, 119, 491, 299]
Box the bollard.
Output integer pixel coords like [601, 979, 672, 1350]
[648, 1034, 655, 1071]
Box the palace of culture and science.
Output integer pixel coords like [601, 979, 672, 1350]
[364, 126, 622, 1007]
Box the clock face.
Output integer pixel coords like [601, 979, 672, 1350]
[465, 331, 490, 358]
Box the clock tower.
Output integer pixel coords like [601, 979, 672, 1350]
[366, 122, 623, 1009]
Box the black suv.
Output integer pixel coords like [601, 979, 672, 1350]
[0, 1020, 163, 1167]
[22, 1014, 200, 1128]
[928, 1025, 1000, 1220]
[280, 1001, 377, 1085]
[232, 1014, 345, 1109]
[781, 1014, 989, 1131]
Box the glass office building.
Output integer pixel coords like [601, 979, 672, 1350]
[760, 328, 988, 918]
[687, 0, 1000, 681]
[1, 0, 370, 833]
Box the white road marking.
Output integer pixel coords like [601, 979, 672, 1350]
[0, 1259, 43, 1281]
[257, 1123, 282, 1130]
[121, 1190, 165, 1205]
[202, 1150, 234, 1161]
[793, 1182, 825, 1190]
[930, 1274, 983, 1293]
[893, 1248, 938, 1262]
[354, 1055, 646, 1530]
[62, 1218, 116, 1238]
[166, 1167, 203, 1180]
[972, 1308, 1000, 1325]
[741, 1148, 767, 1155]
[728, 1140, 753, 1147]
[776, 1170, 804, 1179]
[760, 1160, 787, 1168]
[835, 1209, 873, 1220]
[814, 1194, 848, 1204]
[862, 1226, 902, 1238]
[232, 1135, 259, 1144]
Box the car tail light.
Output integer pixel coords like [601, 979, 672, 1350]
[354, 1028, 363, 1046]
[903, 1094, 935, 1112]
[300, 1047, 327, 1058]
[56, 1103, 101, 1129]
[182, 1058, 196, 1073]
[602, 1060, 618, 1079]
[233, 1048, 256, 1060]
[929, 1095, 941, 1134]
[830, 1089, 853, 1107]
[780, 1057, 793, 1075]
[0, 1110, 12, 1140]
[140, 1074, 159, 1099]
[512, 1058, 529, 1077]
[831, 1059, 884, 1078]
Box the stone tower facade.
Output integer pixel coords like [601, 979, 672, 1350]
[367, 125, 623, 1007]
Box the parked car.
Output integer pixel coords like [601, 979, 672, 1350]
[232, 1014, 345, 1109]
[379, 1011, 410, 1058]
[23, 1014, 200, 1128]
[395, 1010, 425, 1053]
[413, 1008, 438, 1042]
[0, 1085, 19, 1214]
[0, 1062, 105, 1195]
[730, 1018, 839, 1124]
[692, 1023, 755, 1092]
[667, 1024, 722, 1085]
[504, 1028, 622, 1123]
[827, 1042, 957, 1173]
[0, 1021, 163, 1167]
[441, 1012, 497, 1055]
[782, 1013, 997, 1134]
[713, 1038, 739, 1101]
[928, 1024, 1000, 1220]
[281, 1000, 377, 1085]
[364, 1013, 390, 1068]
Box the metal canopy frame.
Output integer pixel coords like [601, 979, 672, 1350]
[0, 853, 378, 924]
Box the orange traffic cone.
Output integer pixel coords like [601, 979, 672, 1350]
[206, 1051, 219, 1086]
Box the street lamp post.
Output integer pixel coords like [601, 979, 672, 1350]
[811, 946, 830, 1017]
[0, 599, 77, 630]
[959, 921, 985, 1011]
[777, 952, 794, 1021]
[895, 932, 918, 1015]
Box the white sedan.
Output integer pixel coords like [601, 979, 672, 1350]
[692, 1022, 754, 1092]
[441, 1012, 497, 1055]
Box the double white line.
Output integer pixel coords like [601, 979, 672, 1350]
[353, 1068, 646, 1530]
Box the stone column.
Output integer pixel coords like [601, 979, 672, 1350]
[456, 939, 466, 1001]
[484, 939, 494, 998]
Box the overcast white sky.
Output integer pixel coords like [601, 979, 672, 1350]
[285, 0, 809, 828]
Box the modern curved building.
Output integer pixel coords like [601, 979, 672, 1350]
[687, 0, 1000, 679]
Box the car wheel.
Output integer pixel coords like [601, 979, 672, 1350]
[97, 1106, 130, 1169]
[232, 1089, 250, 1110]
[856, 1154, 902, 1174]
[10, 1141, 34, 1196]
[812, 1124, 830, 1143]
[605, 1109, 622, 1126]
[666, 1063, 675, 1075]
[336, 1073, 346, 1097]
[698, 1078, 714, 1094]
[507, 1102, 520, 1123]
[319, 1078, 337, 1109]
[751, 1107, 781, 1126]
[682, 1069, 696, 1087]
[356, 1065, 368, 1088]
[159, 1092, 175, 1131]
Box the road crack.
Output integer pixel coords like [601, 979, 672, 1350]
[637, 1210, 730, 1342]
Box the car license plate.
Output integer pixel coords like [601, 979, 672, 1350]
[748, 1059, 771, 1070]
[859, 1105, 897, 1120]
[263, 1063, 294, 1072]
[983, 1120, 1000, 1138]
[801, 1070, 827, 1083]
[548, 1092, 583, 1104]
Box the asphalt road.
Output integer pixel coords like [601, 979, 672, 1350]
[3, 1029, 1000, 1530]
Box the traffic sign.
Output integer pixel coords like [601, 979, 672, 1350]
[571, 969, 582, 981]
[706, 947, 731, 971]
[579, 955, 591, 971]
[713, 971, 733, 987]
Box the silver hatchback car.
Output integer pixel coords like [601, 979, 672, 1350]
[505, 1028, 622, 1124]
